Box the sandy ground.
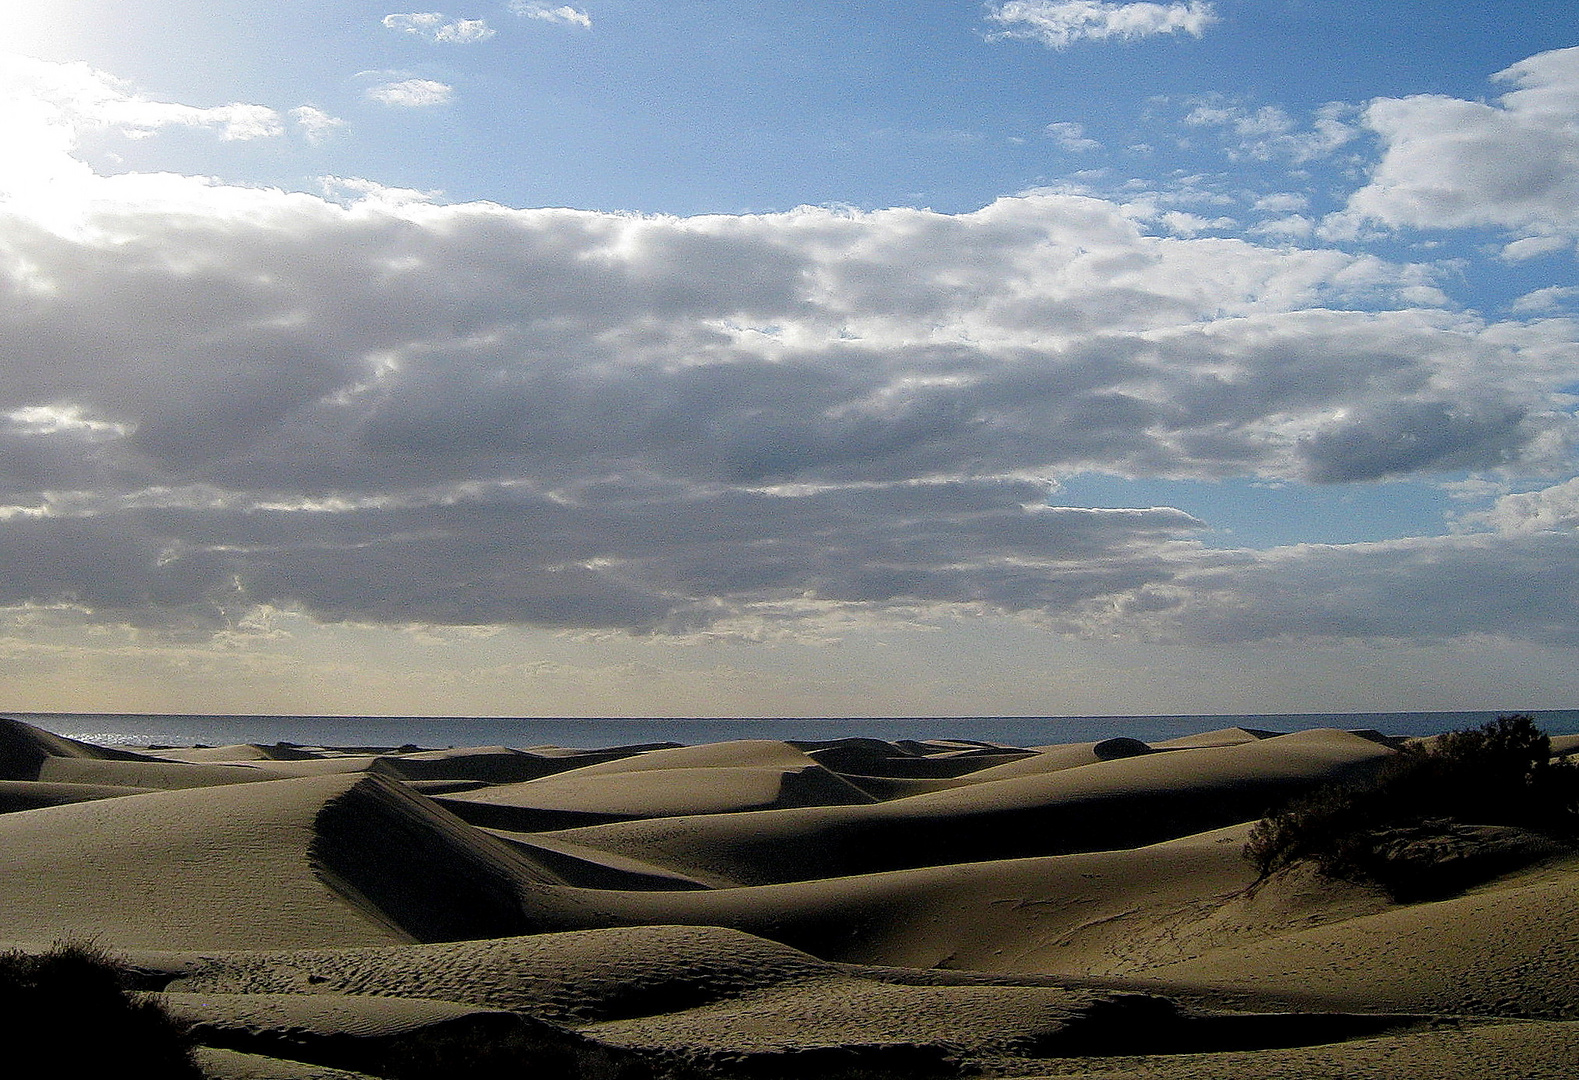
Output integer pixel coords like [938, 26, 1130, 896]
[2, 714, 1575, 1079]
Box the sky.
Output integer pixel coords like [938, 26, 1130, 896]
[0, 1, 1577, 718]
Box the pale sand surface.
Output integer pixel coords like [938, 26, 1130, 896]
[1148, 727, 1283, 749]
[0, 777, 160, 810]
[996, 1020, 1579, 1079]
[197, 1048, 380, 1080]
[38, 755, 293, 788]
[3, 715, 1576, 1078]
[0, 774, 407, 950]
[438, 762, 874, 822]
[536, 729, 1395, 885]
[1142, 855, 1579, 1018]
[533, 824, 1400, 972]
[955, 738, 1154, 782]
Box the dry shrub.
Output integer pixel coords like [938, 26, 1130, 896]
[1244, 715, 1579, 898]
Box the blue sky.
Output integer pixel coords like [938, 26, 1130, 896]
[0, 2, 1577, 717]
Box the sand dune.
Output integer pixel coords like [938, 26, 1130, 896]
[1142, 852, 1579, 1019]
[2, 715, 1576, 1079]
[0, 714, 159, 779]
[540, 729, 1395, 885]
[157, 925, 1435, 1077]
[0, 777, 159, 811]
[526, 824, 1359, 971]
[954, 736, 1156, 782]
[163, 991, 639, 1079]
[37, 755, 292, 788]
[436, 762, 875, 829]
[0, 771, 567, 949]
[0, 774, 402, 950]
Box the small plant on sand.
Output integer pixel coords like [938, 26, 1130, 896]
[1244, 714, 1579, 898]
[0, 940, 203, 1079]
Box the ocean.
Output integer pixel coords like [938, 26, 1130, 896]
[13, 709, 1579, 751]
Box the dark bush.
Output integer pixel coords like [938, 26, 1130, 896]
[0, 940, 203, 1079]
[1244, 715, 1579, 897]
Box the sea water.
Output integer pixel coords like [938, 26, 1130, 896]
[12, 709, 1579, 750]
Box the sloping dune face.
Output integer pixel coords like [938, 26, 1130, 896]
[0, 774, 403, 950]
[0, 769, 559, 950]
[424, 740, 878, 833]
[4, 716, 1578, 1079]
[539, 729, 1396, 885]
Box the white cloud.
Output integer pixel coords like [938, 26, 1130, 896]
[0, 54, 285, 145]
[1511, 286, 1579, 314]
[435, 18, 494, 42]
[1254, 193, 1309, 214]
[986, 1, 1216, 49]
[1460, 478, 1579, 534]
[1156, 209, 1233, 235]
[1187, 102, 1293, 136]
[511, 3, 592, 28]
[382, 13, 496, 43]
[366, 78, 454, 107]
[1337, 46, 1579, 237]
[1183, 97, 1358, 163]
[1046, 121, 1100, 151]
[1248, 215, 1314, 241]
[290, 105, 347, 143]
[1501, 234, 1572, 262]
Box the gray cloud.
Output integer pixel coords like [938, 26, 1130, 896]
[0, 55, 1576, 648]
[1107, 531, 1579, 647]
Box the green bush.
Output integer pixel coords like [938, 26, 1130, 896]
[0, 940, 203, 1079]
[1244, 715, 1579, 895]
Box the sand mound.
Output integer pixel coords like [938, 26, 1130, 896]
[0, 715, 157, 779]
[311, 774, 568, 943]
[36, 755, 285, 789]
[792, 737, 1034, 779]
[0, 774, 404, 950]
[0, 772, 565, 949]
[545, 729, 1395, 885]
[370, 745, 638, 784]
[528, 822, 1419, 983]
[485, 831, 718, 890]
[195, 1048, 379, 1080]
[0, 778, 158, 811]
[436, 762, 875, 829]
[947, 738, 1156, 783]
[146, 744, 302, 763]
[9, 716, 1575, 1078]
[164, 991, 641, 1080]
[551, 739, 825, 775]
[1150, 727, 1284, 749]
[166, 925, 838, 1024]
[1143, 852, 1579, 1019]
[161, 926, 1433, 1078]
[986, 1019, 1579, 1080]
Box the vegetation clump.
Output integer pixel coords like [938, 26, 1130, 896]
[1245, 715, 1579, 899]
[0, 940, 203, 1079]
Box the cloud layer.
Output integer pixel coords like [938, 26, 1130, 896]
[366, 78, 455, 107]
[986, 1, 1216, 48]
[0, 50, 1575, 651]
[511, 3, 591, 29]
[383, 13, 496, 44]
